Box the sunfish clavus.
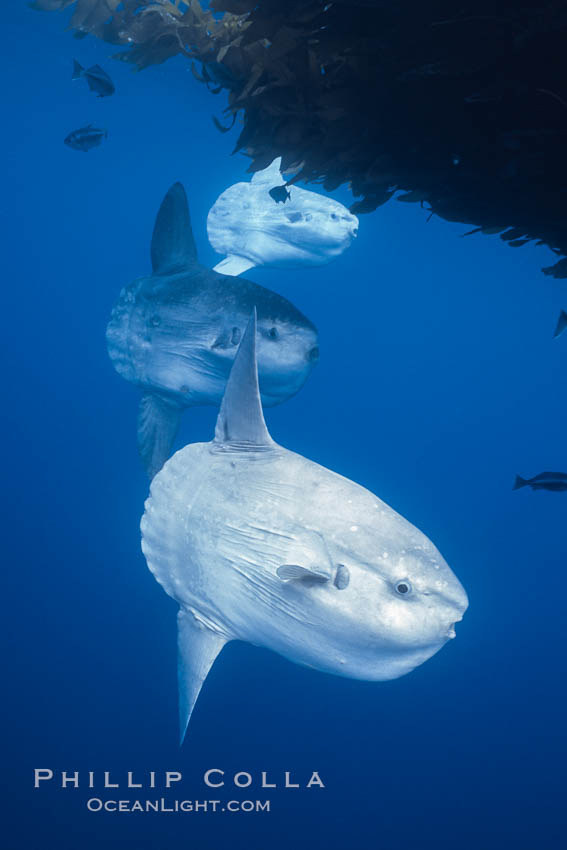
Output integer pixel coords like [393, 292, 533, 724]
[207, 158, 359, 276]
[141, 312, 468, 742]
[107, 183, 319, 478]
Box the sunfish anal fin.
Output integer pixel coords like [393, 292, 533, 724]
[151, 182, 198, 275]
[213, 255, 256, 276]
[214, 309, 273, 447]
[138, 393, 182, 479]
[178, 609, 227, 744]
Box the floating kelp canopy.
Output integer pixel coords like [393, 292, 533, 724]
[35, 0, 567, 277]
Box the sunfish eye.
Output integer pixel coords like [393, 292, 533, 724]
[286, 212, 303, 223]
[268, 327, 279, 340]
[330, 212, 338, 220]
[395, 580, 412, 596]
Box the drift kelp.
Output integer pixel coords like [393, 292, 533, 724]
[36, 0, 567, 279]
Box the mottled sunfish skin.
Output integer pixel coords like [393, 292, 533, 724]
[207, 158, 359, 276]
[141, 312, 468, 743]
[106, 183, 319, 479]
[513, 471, 567, 492]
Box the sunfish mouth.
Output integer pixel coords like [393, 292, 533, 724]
[307, 345, 320, 362]
[446, 611, 465, 640]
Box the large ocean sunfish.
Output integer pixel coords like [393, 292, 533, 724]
[107, 184, 319, 478]
[207, 158, 359, 276]
[141, 312, 468, 742]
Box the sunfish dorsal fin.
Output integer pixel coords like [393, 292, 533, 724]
[214, 309, 273, 447]
[250, 157, 284, 186]
[178, 610, 227, 744]
[151, 182, 197, 275]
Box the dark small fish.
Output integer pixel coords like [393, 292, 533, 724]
[553, 309, 567, 339]
[269, 185, 291, 204]
[513, 471, 567, 492]
[204, 61, 237, 89]
[72, 59, 115, 97]
[64, 124, 107, 152]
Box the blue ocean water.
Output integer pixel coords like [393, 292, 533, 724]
[3, 5, 567, 849]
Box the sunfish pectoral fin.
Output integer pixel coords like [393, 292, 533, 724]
[214, 309, 273, 447]
[277, 528, 334, 581]
[276, 564, 330, 582]
[213, 255, 256, 276]
[138, 393, 182, 479]
[151, 182, 198, 275]
[177, 610, 227, 744]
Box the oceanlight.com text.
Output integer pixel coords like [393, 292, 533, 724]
[86, 798, 271, 814]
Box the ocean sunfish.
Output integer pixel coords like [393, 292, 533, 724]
[207, 158, 359, 276]
[107, 184, 319, 479]
[141, 312, 468, 742]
